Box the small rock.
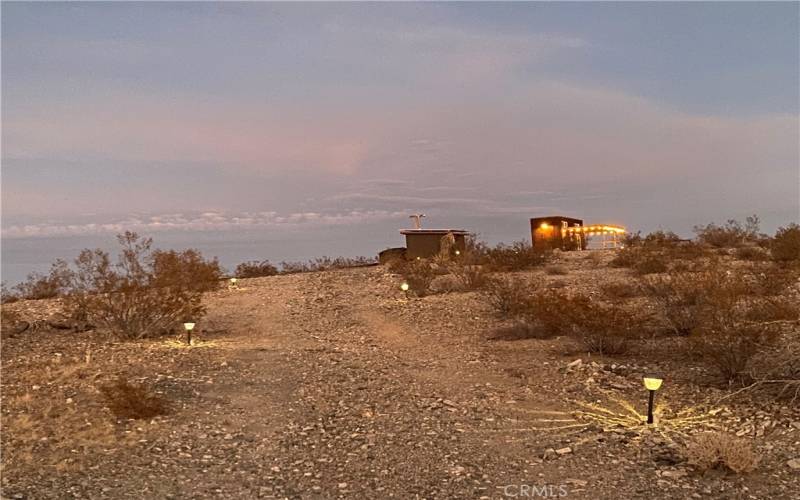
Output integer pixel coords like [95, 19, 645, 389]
[555, 447, 572, 455]
[787, 459, 800, 470]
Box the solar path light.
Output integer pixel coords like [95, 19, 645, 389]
[183, 322, 196, 345]
[643, 375, 663, 424]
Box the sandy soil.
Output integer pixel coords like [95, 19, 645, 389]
[2, 256, 799, 499]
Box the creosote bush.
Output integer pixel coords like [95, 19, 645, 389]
[66, 232, 223, 339]
[693, 215, 762, 249]
[483, 241, 549, 272]
[390, 259, 437, 297]
[99, 378, 170, 420]
[771, 223, 800, 262]
[235, 260, 279, 278]
[684, 432, 759, 474]
[481, 276, 534, 317]
[643, 263, 785, 382]
[447, 263, 490, 291]
[279, 256, 376, 274]
[600, 281, 641, 300]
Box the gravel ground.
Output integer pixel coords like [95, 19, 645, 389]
[2, 256, 799, 499]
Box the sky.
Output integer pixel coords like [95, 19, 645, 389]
[2, 2, 799, 259]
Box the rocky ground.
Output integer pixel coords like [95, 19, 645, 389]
[2, 252, 799, 499]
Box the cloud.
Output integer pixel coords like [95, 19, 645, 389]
[1, 210, 407, 239]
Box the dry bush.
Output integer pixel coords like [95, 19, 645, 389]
[525, 290, 643, 353]
[481, 276, 535, 317]
[11, 259, 72, 300]
[487, 322, 546, 341]
[692, 322, 779, 384]
[99, 378, 170, 419]
[66, 232, 216, 339]
[645, 264, 784, 382]
[642, 271, 716, 336]
[684, 432, 759, 474]
[235, 260, 279, 278]
[744, 297, 799, 322]
[771, 223, 800, 262]
[545, 265, 569, 276]
[151, 248, 224, 293]
[633, 256, 669, 275]
[693, 215, 761, 249]
[735, 246, 768, 261]
[447, 263, 490, 291]
[600, 281, 641, 300]
[392, 259, 437, 297]
[279, 256, 377, 274]
[484, 241, 549, 272]
[1, 282, 20, 304]
[747, 343, 800, 401]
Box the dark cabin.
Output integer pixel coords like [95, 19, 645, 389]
[399, 229, 469, 259]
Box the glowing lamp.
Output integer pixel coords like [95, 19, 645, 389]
[455, 250, 461, 256]
[643, 377, 663, 391]
[183, 322, 196, 345]
[540, 223, 549, 229]
[400, 282, 410, 292]
[643, 375, 663, 424]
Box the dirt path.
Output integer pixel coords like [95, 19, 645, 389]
[5, 266, 797, 499]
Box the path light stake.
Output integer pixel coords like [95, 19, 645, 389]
[643, 375, 663, 424]
[400, 282, 410, 299]
[183, 322, 196, 345]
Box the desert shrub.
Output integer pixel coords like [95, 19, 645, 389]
[235, 260, 279, 278]
[392, 260, 436, 297]
[12, 260, 72, 300]
[545, 265, 568, 276]
[771, 223, 800, 262]
[488, 322, 546, 341]
[1, 283, 19, 304]
[645, 263, 786, 382]
[523, 290, 592, 337]
[684, 432, 759, 474]
[151, 249, 224, 293]
[633, 256, 668, 275]
[67, 232, 213, 339]
[279, 256, 377, 274]
[484, 241, 548, 272]
[735, 246, 768, 261]
[99, 378, 169, 419]
[600, 281, 641, 300]
[744, 297, 799, 322]
[447, 263, 489, 291]
[481, 276, 535, 317]
[692, 322, 779, 384]
[612, 230, 705, 271]
[525, 290, 642, 353]
[693, 215, 761, 248]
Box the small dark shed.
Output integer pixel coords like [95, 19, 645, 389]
[530, 216, 585, 250]
[400, 229, 469, 259]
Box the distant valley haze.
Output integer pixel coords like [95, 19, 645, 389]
[2, 2, 798, 283]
